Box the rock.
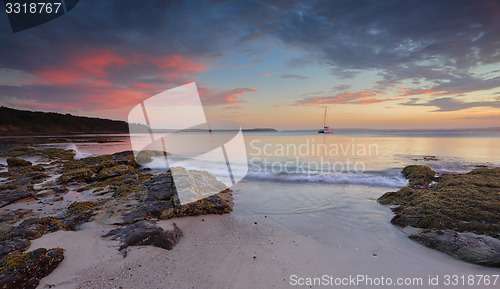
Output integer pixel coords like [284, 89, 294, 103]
[0, 187, 35, 208]
[51, 185, 68, 194]
[0, 208, 35, 232]
[122, 172, 233, 224]
[59, 201, 99, 230]
[380, 166, 500, 267]
[97, 165, 138, 181]
[409, 230, 500, 267]
[401, 165, 437, 187]
[0, 248, 64, 289]
[59, 168, 94, 184]
[140, 174, 175, 201]
[0, 239, 31, 257]
[36, 189, 56, 198]
[6, 158, 32, 167]
[103, 220, 182, 250]
[379, 167, 500, 235]
[1, 217, 66, 241]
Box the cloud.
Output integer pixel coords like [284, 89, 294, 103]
[198, 86, 258, 106]
[262, 72, 271, 77]
[400, 97, 500, 112]
[294, 90, 397, 106]
[457, 114, 500, 120]
[332, 84, 351, 91]
[279, 74, 308, 80]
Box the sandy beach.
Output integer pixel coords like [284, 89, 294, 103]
[29, 212, 498, 289]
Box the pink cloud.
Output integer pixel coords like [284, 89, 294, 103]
[199, 86, 258, 106]
[294, 91, 385, 106]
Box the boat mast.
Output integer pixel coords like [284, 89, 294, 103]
[323, 107, 327, 128]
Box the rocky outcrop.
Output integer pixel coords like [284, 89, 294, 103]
[0, 147, 234, 285]
[379, 165, 500, 267]
[103, 220, 182, 251]
[122, 172, 233, 224]
[409, 230, 500, 267]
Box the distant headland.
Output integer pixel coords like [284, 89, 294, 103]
[0, 107, 278, 136]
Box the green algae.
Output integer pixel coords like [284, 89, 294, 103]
[0, 251, 30, 274]
[59, 168, 93, 183]
[66, 201, 98, 214]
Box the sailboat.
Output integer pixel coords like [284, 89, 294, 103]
[318, 107, 334, 133]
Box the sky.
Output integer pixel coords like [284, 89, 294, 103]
[1, 0, 500, 130]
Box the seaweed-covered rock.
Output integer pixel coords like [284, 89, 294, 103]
[379, 167, 500, 235]
[2, 146, 74, 161]
[1, 217, 66, 241]
[0, 187, 35, 208]
[60, 201, 99, 230]
[0, 239, 31, 257]
[59, 168, 94, 184]
[409, 229, 500, 267]
[379, 166, 500, 267]
[103, 220, 182, 250]
[401, 165, 437, 187]
[0, 248, 64, 289]
[1, 146, 35, 157]
[122, 172, 233, 224]
[97, 165, 139, 181]
[6, 158, 31, 167]
[0, 209, 35, 234]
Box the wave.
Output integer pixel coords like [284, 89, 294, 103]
[137, 156, 409, 188]
[66, 144, 93, 160]
[245, 171, 408, 187]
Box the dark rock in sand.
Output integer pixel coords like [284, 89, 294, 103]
[0, 248, 64, 289]
[103, 220, 182, 251]
[410, 229, 500, 267]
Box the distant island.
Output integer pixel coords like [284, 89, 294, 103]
[242, 128, 278, 132]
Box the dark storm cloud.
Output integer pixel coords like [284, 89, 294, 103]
[3, 0, 499, 74]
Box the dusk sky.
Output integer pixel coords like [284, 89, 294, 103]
[1, 0, 500, 129]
